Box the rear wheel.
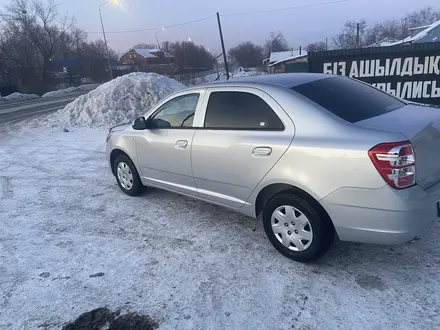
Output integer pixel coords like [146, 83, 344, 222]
[114, 155, 143, 196]
[262, 193, 334, 262]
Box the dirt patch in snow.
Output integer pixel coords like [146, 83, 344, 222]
[61, 308, 158, 330]
[42, 72, 184, 128]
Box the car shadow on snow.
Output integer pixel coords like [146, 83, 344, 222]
[139, 186, 440, 275]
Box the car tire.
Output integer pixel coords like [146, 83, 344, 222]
[262, 192, 334, 263]
[114, 155, 143, 196]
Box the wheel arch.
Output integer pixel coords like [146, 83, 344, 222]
[110, 148, 133, 176]
[254, 183, 335, 230]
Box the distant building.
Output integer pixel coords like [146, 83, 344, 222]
[366, 37, 402, 47]
[263, 49, 308, 74]
[120, 48, 174, 65]
[398, 19, 440, 44]
[367, 19, 440, 47]
[119, 48, 176, 74]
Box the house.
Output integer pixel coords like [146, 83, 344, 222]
[119, 48, 176, 74]
[368, 19, 440, 47]
[263, 49, 308, 74]
[366, 37, 402, 47]
[119, 48, 174, 65]
[397, 19, 440, 45]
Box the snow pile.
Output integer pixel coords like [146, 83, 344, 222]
[42, 84, 100, 98]
[46, 72, 185, 128]
[0, 92, 39, 102]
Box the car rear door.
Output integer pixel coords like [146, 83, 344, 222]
[190, 87, 295, 208]
[135, 89, 206, 197]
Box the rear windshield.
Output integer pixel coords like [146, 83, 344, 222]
[291, 76, 405, 123]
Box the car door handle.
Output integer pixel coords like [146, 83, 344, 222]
[175, 140, 188, 149]
[252, 147, 272, 157]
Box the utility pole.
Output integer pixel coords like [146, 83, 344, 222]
[325, 37, 328, 50]
[99, 0, 113, 80]
[356, 22, 360, 48]
[216, 12, 229, 80]
[155, 27, 165, 51]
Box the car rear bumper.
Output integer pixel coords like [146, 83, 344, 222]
[320, 182, 440, 245]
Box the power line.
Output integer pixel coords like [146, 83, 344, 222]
[86, 15, 215, 34]
[222, 0, 350, 17]
[85, 0, 349, 35]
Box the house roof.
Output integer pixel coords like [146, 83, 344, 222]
[133, 49, 158, 58]
[367, 37, 401, 47]
[384, 19, 440, 46]
[267, 50, 308, 65]
[408, 19, 440, 43]
[268, 50, 308, 67]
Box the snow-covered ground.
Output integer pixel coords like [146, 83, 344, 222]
[0, 84, 99, 103]
[42, 84, 100, 98]
[0, 92, 39, 102]
[1, 122, 440, 329]
[1, 72, 440, 329]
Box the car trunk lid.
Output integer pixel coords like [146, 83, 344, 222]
[356, 104, 440, 190]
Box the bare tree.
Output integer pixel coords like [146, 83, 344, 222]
[0, 0, 119, 93]
[263, 31, 290, 57]
[0, 0, 76, 85]
[228, 41, 264, 68]
[71, 28, 88, 56]
[333, 20, 368, 49]
[332, 7, 440, 49]
[161, 41, 171, 54]
[84, 40, 118, 60]
[31, 0, 75, 81]
[166, 41, 214, 72]
[0, 0, 41, 91]
[405, 6, 440, 28]
[132, 43, 157, 49]
[307, 41, 327, 52]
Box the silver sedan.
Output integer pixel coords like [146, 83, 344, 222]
[106, 73, 440, 262]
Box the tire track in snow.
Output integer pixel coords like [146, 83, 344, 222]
[0, 176, 13, 199]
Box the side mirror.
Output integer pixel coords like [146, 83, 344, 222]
[132, 116, 146, 130]
[150, 118, 171, 129]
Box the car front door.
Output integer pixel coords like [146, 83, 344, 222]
[191, 87, 295, 208]
[135, 90, 205, 197]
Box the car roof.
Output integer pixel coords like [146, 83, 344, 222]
[192, 72, 331, 90]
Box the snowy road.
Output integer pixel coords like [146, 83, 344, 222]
[0, 93, 87, 124]
[1, 124, 440, 330]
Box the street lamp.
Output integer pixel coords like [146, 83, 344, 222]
[155, 27, 165, 50]
[99, 0, 117, 80]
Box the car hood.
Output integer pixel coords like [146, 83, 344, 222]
[109, 122, 131, 132]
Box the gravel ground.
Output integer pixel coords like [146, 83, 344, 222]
[1, 124, 440, 330]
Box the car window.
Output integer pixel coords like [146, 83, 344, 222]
[291, 76, 405, 123]
[204, 91, 284, 130]
[152, 93, 199, 128]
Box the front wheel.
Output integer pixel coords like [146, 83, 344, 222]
[114, 155, 143, 196]
[262, 193, 334, 262]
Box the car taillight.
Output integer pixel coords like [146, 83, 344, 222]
[368, 141, 416, 190]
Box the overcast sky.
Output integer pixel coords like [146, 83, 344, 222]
[3, 0, 440, 55]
